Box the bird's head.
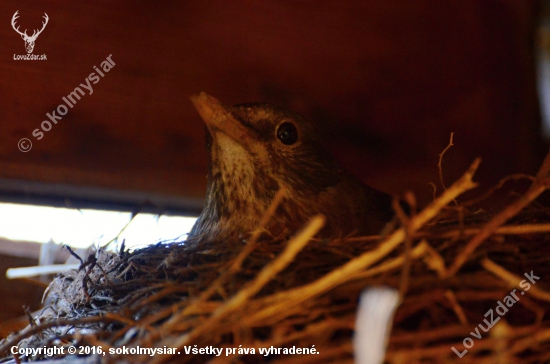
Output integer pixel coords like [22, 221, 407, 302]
[189, 93, 394, 241]
[191, 93, 342, 204]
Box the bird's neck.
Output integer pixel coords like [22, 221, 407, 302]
[197, 139, 279, 240]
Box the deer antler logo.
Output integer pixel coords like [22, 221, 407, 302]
[11, 10, 49, 54]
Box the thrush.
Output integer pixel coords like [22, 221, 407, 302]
[188, 92, 395, 243]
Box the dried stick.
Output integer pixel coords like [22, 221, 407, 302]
[424, 223, 550, 239]
[462, 173, 535, 207]
[341, 221, 550, 242]
[390, 324, 535, 345]
[245, 159, 480, 324]
[481, 258, 550, 302]
[535, 147, 550, 181]
[156, 188, 288, 332]
[510, 327, 550, 354]
[448, 177, 550, 277]
[0, 313, 133, 356]
[152, 215, 325, 364]
[393, 197, 412, 297]
[444, 290, 468, 325]
[231, 187, 286, 271]
[352, 242, 428, 279]
[438, 132, 454, 192]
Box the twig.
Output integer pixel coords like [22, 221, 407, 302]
[352, 242, 428, 279]
[63, 245, 84, 266]
[438, 132, 454, 193]
[339, 220, 550, 241]
[481, 258, 550, 302]
[421, 223, 550, 239]
[152, 188, 288, 336]
[510, 327, 550, 354]
[444, 290, 468, 325]
[448, 177, 550, 277]
[428, 182, 437, 201]
[153, 215, 326, 364]
[245, 159, 480, 324]
[102, 210, 140, 249]
[0, 313, 132, 356]
[535, 147, 550, 181]
[462, 174, 535, 207]
[393, 197, 412, 298]
[231, 187, 286, 271]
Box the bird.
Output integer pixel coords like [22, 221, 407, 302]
[187, 92, 396, 243]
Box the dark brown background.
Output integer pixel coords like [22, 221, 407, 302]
[0, 0, 545, 214]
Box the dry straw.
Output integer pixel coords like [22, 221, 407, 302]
[1, 142, 550, 363]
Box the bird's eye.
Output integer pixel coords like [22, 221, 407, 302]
[276, 122, 298, 145]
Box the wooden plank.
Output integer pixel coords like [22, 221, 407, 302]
[0, 0, 542, 208]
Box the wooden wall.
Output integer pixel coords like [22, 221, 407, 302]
[0, 0, 544, 212]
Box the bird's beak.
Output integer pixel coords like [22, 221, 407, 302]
[191, 92, 252, 146]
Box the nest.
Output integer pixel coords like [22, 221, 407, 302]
[2, 151, 550, 363]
